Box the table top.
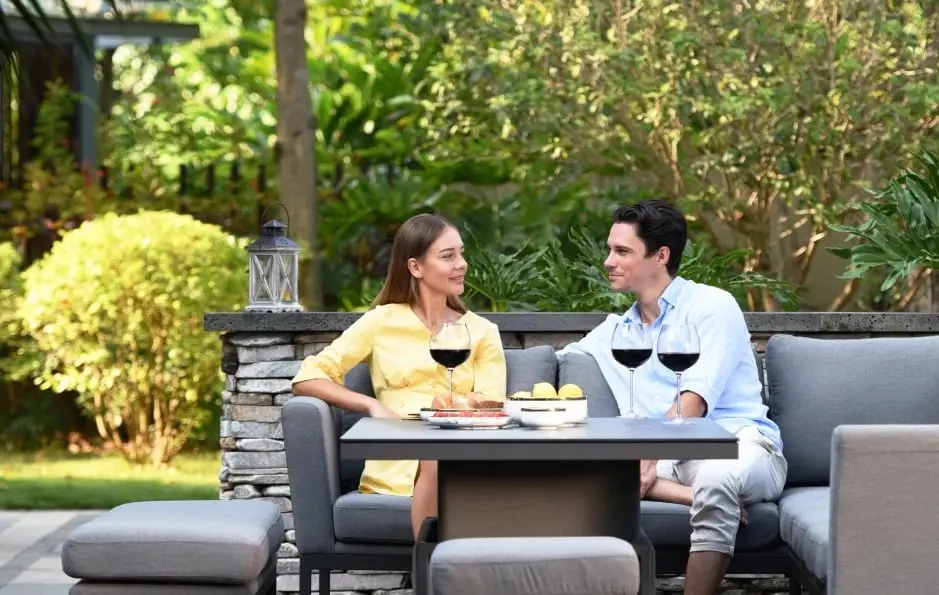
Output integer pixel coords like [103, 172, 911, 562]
[340, 417, 739, 461]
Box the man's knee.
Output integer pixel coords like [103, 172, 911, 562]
[691, 461, 741, 505]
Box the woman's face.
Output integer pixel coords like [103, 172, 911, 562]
[409, 226, 467, 297]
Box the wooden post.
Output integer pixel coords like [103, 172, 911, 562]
[274, 0, 321, 310]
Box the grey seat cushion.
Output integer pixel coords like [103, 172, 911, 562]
[61, 500, 283, 584]
[641, 501, 781, 550]
[337, 347, 558, 493]
[70, 558, 274, 594]
[430, 536, 640, 595]
[333, 491, 412, 545]
[778, 487, 829, 580]
[766, 334, 939, 487]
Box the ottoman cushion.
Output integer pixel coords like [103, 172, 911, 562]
[430, 536, 640, 595]
[62, 500, 283, 584]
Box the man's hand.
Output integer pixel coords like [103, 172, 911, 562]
[639, 459, 658, 498]
[367, 401, 400, 419]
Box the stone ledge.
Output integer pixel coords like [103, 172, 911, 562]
[205, 311, 939, 334]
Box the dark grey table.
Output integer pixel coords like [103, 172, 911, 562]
[341, 417, 738, 595]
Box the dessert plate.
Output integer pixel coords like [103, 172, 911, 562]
[424, 410, 512, 429]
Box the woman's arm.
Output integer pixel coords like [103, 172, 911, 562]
[291, 309, 397, 418]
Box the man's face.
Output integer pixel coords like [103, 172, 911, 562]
[604, 222, 668, 292]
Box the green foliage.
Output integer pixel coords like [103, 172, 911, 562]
[19, 211, 248, 465]
[828, 151, 939, 293]
[6, 80, 111, 237]
[463, 227, 798, 313]
[0, 242, 19, 295]
[422, 0, 939, 308]
[0, 242, 36, 381]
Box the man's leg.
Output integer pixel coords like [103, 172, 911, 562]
[675, 428, 787, 595]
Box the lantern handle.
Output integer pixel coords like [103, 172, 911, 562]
[260, 202, 290, 232]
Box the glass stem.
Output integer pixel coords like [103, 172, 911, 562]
[675, 372, 683, 420]
[447, 368, 454, 402]
[628, 368, 635, 413]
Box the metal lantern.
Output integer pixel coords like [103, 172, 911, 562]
[246, 204, 303, 312]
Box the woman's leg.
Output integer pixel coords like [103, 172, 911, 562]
[410, 460, 438, 540]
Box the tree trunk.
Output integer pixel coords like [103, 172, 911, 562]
[273, 0, 322, 310]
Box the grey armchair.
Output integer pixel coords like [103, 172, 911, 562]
[829, 424, 939, 595]
[282, 346, 559, 595]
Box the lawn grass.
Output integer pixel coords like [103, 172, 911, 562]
[0, 449, 220, 510]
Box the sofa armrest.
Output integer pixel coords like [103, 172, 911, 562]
[283, 396, 342, 554]
[830, 424, 939, 594]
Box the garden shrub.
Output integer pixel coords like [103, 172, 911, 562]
[20, 211, 247, 465]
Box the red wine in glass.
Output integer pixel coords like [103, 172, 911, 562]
[613, 348, 653, 369]
[657, 352, 699, 373]
[656, 323, 701, 425]
[611, 322, 653, 419]
[429, 322, 472, 406]
[430, 349, 471, 369]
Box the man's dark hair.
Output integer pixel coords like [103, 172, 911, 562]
[613, 199, 687, 275]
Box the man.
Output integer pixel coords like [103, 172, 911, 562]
[558, 199, 787, 595]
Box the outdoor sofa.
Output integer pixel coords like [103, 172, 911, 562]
[282, 334, 939, 595]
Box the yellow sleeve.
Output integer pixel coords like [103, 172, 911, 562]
[471, 322, 507, 401]
[291, 308, 381, 386]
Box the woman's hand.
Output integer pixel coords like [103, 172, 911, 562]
[367, 400, 400, 419]
[432, 392, 498, 410]
[432, 392, 474, 409]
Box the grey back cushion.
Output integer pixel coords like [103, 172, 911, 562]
[335, 346, 558, 493]
[558, 353, 619, 418]
[506, 345, 558, 395]
[765, 334, 939, 487]
[337, 363, 376, 493]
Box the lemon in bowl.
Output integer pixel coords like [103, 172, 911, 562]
[531, 382, 557, 399]
[558, 383, 584, 400]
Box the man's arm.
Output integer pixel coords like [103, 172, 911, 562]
[644, 478, 749, 525]
[665, 391, 708, 419]
[645, 478, 692, 506]
[675, 291, 751, 417]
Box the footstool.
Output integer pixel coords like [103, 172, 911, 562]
[61, 500, 283, 595]
[429, 536, 640, 595]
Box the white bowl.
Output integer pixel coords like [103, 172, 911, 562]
[519, 407, 569, 429]
[505, 398, 587, 424]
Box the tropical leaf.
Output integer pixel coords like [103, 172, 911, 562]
[827, 150, 939, 292]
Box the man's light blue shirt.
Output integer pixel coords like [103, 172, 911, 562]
[558, 276, 783, 451]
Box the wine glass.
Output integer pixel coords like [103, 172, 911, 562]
[611, 321, 653, 419]
[656, 323, 701, 425]
[429, 322, 472, 406]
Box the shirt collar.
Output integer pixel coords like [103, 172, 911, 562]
[621, 276, 687, 324]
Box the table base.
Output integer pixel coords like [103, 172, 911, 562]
[414, 459, 654, 595]
[438, 459, 640, 541]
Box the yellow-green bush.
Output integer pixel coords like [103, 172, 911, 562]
[20, 211, 247, 465]
[0, 242, 28, 373]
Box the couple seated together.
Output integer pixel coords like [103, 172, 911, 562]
[290, 199, 787, 595]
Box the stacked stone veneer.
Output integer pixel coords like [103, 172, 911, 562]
[208, 312, 939, 595]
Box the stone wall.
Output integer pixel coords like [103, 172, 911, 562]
[207, 312, 939, 595]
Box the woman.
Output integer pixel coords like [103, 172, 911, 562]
[290, 213, 507, 539]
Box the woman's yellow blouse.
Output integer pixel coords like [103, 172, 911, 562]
[290, 303, 507, 496]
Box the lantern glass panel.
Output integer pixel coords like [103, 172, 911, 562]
[277, 253, 297, 303]
[250, 253, 275, 303]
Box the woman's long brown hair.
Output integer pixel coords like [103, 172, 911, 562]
[372, 213, 467, 314]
